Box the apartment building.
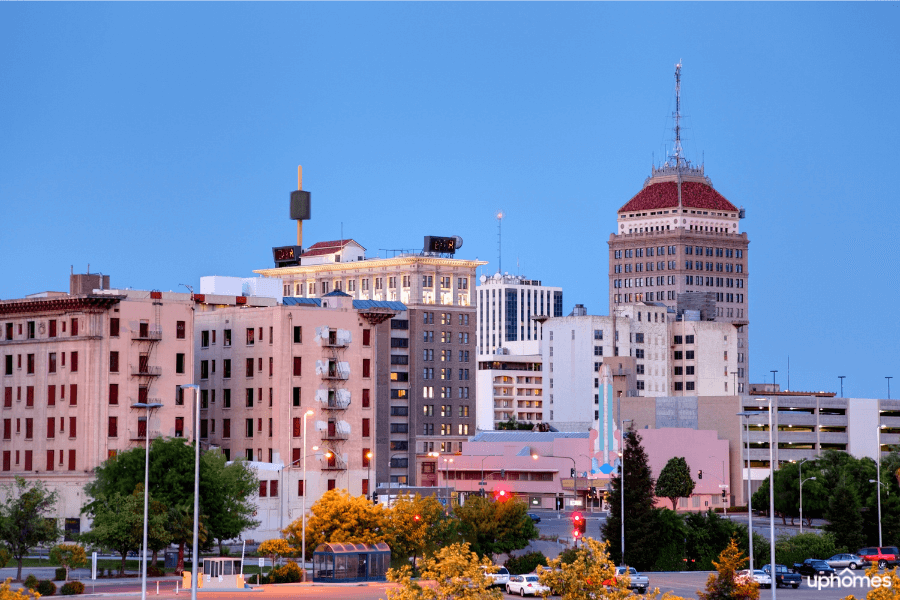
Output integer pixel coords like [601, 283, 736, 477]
[474, 352, 543, 431]
[0, 274, 195, 538]
[255, 239, 485, 486]
[475, 273, 562, 357]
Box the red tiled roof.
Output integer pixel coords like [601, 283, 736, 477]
[302, 239, 366, 258]
[618, 181, 737, 213]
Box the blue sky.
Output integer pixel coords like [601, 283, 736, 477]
[2, 3, 898, 399]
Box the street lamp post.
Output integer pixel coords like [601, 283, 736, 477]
[621, 418, 633, 566]
[132, 402, 163, 600]
[768, 398, 777, 600]
[876, 423, 885, 546]
[737, 410, 766, 572]
[888, 377, 893, 400]
[800, 475, 816, 535]
[366, 451, 374, 499]
[838, 376, 846, 398]
[301, 409, 314, 581]
[531, 453, 577, 519]
[177, 385, 201, 600]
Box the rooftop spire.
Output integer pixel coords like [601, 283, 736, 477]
[651, 61, 706, 183]
[672, 62, 684, 168]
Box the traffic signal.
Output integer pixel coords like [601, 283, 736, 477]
[500, 469, 506, 478]
[494, 489, 510, 502]
[722, 489, 727, 500]
[698, 470, 703, 479]
[414, 514, 421, 522]
[571, 468, 576, 478]
[571, 512, 586, 536]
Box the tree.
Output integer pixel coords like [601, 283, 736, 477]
[539, 537, 627, 600]
[81, 490, 169, 574]
[601, 427, 657, 569]
[655, 457, 695, 510]
[774, 532, 841, 568]
[824, 483, 866, 551]
[454, 495, 538, 558]
[283, 489, 388, 559]
[0, 477, 61, 581]
[386, 493, 456, 568]
[50, 543, 87, 582]
[697, 537, 759, 600]
[167, 504, 208, 574]
[200, 449, 259, 553]
[257, 538, 293, 569]
[386, 542, 501, 600]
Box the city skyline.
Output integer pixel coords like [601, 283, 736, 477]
[2, 3, 897, 398]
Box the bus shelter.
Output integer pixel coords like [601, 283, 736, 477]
[312, 542, 390, 583]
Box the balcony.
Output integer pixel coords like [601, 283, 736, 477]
[130, 430, 162, 442]
[129, 398, 163, 406]
[321, 455, 348, 471]
[322, 333, 349, 348]
[130, 365, 162, 377]
[132, 330, 162, 342]
[321, 398, 350, 410]
[321, 368, 349, 381]
[321, 429, 350, 441]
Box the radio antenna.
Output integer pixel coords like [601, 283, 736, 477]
[496, 211, 504, 274]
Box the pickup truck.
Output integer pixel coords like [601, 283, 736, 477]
[793, 559, 836, 577]
[762, 564, 802, 589]
[616, 566, 649, 594]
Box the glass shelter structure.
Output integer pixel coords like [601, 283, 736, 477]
[312, 542, 390, 583]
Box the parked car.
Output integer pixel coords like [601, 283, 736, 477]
[506, 574, 551, 597]
[739, 569, 772, 589]
[481, 565, 510, 587]
[762, 564, 802, 588]
[793, 559, 836, 577]
[616, 566, 650, 594]
[858, 547, 900, 569]
[826, 553, 868, 570]
[528, 513, 542, 524]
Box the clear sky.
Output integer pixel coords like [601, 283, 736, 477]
[2, 3, 898, 399]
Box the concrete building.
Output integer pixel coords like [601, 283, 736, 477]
[255, 239, 485, 487]
[0, 273, 197, 539]
[475, 273, 562, 357]
[194, 290, 401, 537]
[474, 352, 543, 430]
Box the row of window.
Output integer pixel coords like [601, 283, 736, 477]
[421, 331, 471, 344]
[290, 276, 470, 296]
[422, 404, 470, 417]
[2, 449, 77, 472]
[421, 349, 470, 362]
[415, 386, 471, 399]
[421, 423, 471, 436]
[615, 247, 744, 259]
[421, 368, 471, 380]
[422, 312, 470, 326]
[683, 262, 744, 272]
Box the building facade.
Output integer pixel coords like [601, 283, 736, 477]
[476, 273, 562, 357]
[0, 276, 196, 538]
[474, 352, 543, 431]
[255, 239, 485, 487]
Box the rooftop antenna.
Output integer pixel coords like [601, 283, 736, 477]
[496, 211, 504, 274]
[297, 166, 303, 245]
[672, 61, 684, 209]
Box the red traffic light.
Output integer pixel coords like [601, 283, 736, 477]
[494, 489, 510, 502]
[414, 514, 421, 521]
[573, 529, 581, 538]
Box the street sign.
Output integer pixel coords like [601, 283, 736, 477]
[258, 558, 265, 569]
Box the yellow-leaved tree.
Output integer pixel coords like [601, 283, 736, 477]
[0, 578, 36, 600]
[838, 564, 900, 600]
[537, 536, 689, 600]
[697, 537, 759, 600]
[256, 538, 293, 569]
[50, 543, 87, 582]
[386, 542, 501, 600]
[283, 489, 388, 559]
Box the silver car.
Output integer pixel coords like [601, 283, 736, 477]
[826, 554, 868, 570]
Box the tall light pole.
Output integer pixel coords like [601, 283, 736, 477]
[133, 402, 163, 600]
[442, 457, 454, 509]
[767, 398, 777, 600]
[531, 453, 577, 519]
[876, 423, 885, 546]
[178, 384, 201, 600]
[838, 376, 846, 397]
[800, 476, 816, 535]
[771, 370, 778, 388]
[301, 409, 314, 581]
[737, 410, 765, 572]
[887, 377, 893, 400]
[366, 451, 374, 499]
[621, 418, 633, 567]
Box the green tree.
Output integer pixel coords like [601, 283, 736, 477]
[386, 493, 456, 568]
[697, 537, 758, 600]
[824, 483, 866, 551]
[0, 477, 61, 581]
[455, 495, 538, 558]
[167, 504, 208, 574]
[81, 492, 141, 574]
[386, 542, 501, 600]
[648, 508, 687, 572]
[773, 532, 840, 569]
[655, 457, 695, 510]
[49, 544, 87, 582]
[283, 489, 388, 559]
[601, 427, 657, 569]
[200, 449, 259, 554]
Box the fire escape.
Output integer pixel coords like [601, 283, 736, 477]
[319, 328, 349, 471]
[129, 291, 163, 442]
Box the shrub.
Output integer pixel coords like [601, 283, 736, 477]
[504, 551, 548, 575]
[54, 568, 67, 581]
[23, 575, 38, 590]
[269, 561, 302, 584]
[556, 548, 579, 565]
[0, 548, 10, 569]
[147, 565, 165, 577]
[60, 581, 85, 595]
[36, 579, 57, 596]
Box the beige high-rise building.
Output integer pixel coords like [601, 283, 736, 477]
[255, 239, 486, 487]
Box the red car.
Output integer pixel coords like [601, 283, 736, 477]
[858, 547, 899, 569]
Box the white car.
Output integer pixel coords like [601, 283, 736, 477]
[739, 569, 772, 589]
[482, 565, 510, 587]
[506, 574, 550, 597]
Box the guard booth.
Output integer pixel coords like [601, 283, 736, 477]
[182, 558, 245, 590]
[312, 542, 390, 583]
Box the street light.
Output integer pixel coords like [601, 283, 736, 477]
[132, 401, 163, 600]
[441, 457, 454, 509]
[799, 476, 816, 535]
[366, 451, 374, 499]
[301, 409, 315, 581]
[737, 410, 766, 572]
[888, 377, 893, 400]
[531, 452, 577, 520]
[875, 423, 886, 546]
[767, 398, 777, 600]
[177, 384, 201, 600]
[838, 376, 846, 398]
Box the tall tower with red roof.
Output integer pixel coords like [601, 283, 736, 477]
[608, 63, 750, 394]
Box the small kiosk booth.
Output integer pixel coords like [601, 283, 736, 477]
[312, 542, 390, 583]
[182, 558, 245, 590]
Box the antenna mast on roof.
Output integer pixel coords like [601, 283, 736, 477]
[496, 211, 504, 274]
[672, 62, 684, 209]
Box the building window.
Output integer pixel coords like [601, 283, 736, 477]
[293, 357, 302, 377]
[176, 353, 185, 374]
[362, 418, 370, 437]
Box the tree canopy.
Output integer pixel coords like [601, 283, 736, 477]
[655, 457, 695, 510]
[0, 477, 61, 581]
[387, 493, 457, 568]
[454, 495, 538, 558]
[697, 538, 758, 600]
[283, 489, 388, 558]
[386, 542, 501, 600]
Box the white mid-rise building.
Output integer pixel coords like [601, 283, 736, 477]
[475, 352, 543, 431]
[476, 274, 562, 357]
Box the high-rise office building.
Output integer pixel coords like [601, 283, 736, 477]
[476, 273, 562, 357]
[608, 64, 750, 393]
